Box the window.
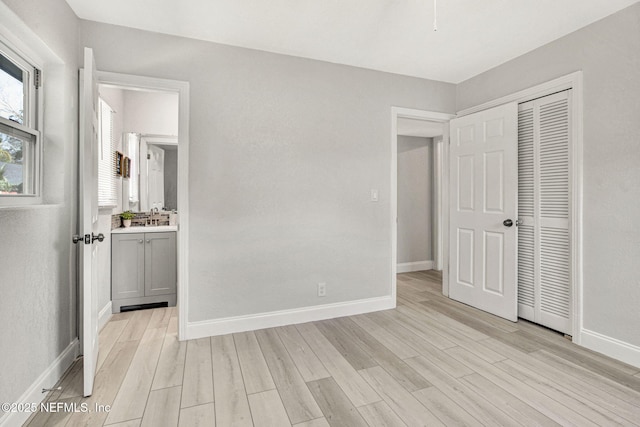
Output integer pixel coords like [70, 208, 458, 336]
[0, 41, 39, 197]
[98, 97, 117, 207]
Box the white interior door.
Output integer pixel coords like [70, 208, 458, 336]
[448, 103, 518, 321]
[79, 47, 101, 397]
[147, 144, 165, 211]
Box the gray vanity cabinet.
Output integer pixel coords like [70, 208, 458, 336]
[144, 233, 177, 296]
[112, 231, 176, 312]
[111, 233, 145, 300]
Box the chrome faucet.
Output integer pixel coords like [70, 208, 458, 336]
[150, 207, 160, 226]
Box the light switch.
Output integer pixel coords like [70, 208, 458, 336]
[371, 189, 379, 202]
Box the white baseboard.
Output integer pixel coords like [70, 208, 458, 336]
[99, 301, 113, 331]
[186, 295, 395, 340]
[0, 339, 79, 427]
[581, 328, 640, 369]
[397, 260, 434, 273]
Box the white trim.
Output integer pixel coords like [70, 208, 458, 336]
[141, 134, 178, 145]
[391, 107, 455, 303]
[441, 124, 451, 297]
[581, 329, 640, 369]
[457, 72, 583, 116]
[397, 260, 434, 273]
[177, 82, 190, 343]
[186, 296, 395, 339]
[569, 72, 584, 345]
[0, 339, 79, 427]
[456, 71, 584, 344]
[0, 3, 55, 207]
[433, 138, 443, 271]
[96, 70, 190, 342]
[0, 3, 53, 68]
[98, 301, 112, 331]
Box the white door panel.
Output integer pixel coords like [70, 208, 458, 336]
[517, 91, 571, 334]
[147, 144, 165, 211]
[449, 103, 518, 321]
[80, 47, 100, 397]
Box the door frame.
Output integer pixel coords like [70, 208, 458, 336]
[391, 107, 456, 303]
[97, 70, 190, 341]
[456, 71, 584, 342]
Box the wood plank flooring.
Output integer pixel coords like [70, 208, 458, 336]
[26, 271, 640, 426]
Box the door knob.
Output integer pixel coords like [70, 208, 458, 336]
[91, 233, 105, 243]
[72, 234, 90, 244]
[503, 219, 513, 227]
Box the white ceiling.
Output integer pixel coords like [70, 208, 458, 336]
[397, 118, 443, 138]
[65, 0, 638, 83]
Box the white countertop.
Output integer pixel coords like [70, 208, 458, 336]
[111, 225, 178, 234]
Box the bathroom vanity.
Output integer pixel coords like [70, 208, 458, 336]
[111, 226, 177, 313]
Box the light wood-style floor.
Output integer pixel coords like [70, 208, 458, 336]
[26, 271, 640, 426]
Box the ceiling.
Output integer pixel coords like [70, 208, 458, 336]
[65, 0, 638, 83]
[397, 118, 443, 138]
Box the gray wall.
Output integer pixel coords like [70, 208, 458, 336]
[164, 149, 178, 211]
[123, 90, 179, 136]
[79, 20, 456, 321]
[397, 136, 432, 264]
[457, 3, 640, 346]
[0, 0, 79, 408]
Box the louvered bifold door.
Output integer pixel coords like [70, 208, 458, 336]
[517, 90, 571, 335]
[517, 104, 536, 321]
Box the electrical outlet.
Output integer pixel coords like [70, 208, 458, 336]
[317, 282, 326, 297]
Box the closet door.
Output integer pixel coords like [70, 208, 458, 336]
[517, 90, 571, 334]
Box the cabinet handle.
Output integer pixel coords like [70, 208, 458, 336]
[146, 239, 150, 243]
[138, 239, 143, 243]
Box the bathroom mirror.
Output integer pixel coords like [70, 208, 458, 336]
[122, 133, 178, 212]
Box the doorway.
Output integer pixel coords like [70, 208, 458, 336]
[390, 107, 455, 302]
[94, 71, 190, 342]
[396, 120, 440, 273]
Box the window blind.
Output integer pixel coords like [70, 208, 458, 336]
[98, 98, 117, 207]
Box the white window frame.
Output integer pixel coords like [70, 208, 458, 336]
[0, 38, 41, 205]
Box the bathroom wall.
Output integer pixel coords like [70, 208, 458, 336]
[163, 148, 178, 210]
[123, 90, 179, 136]
[97, 86, 125, 316]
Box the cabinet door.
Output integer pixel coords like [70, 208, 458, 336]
[112, 234, 145, 300]
[144, 232, 177, 296]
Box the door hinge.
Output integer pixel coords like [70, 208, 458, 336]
[33, 68, 42, 89]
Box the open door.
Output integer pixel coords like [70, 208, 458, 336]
[79, 47, 102, 396]
[448, 103, 518, 321]
[147, 144, 165, 211]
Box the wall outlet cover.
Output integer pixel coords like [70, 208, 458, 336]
[318, 282, 326, 297]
